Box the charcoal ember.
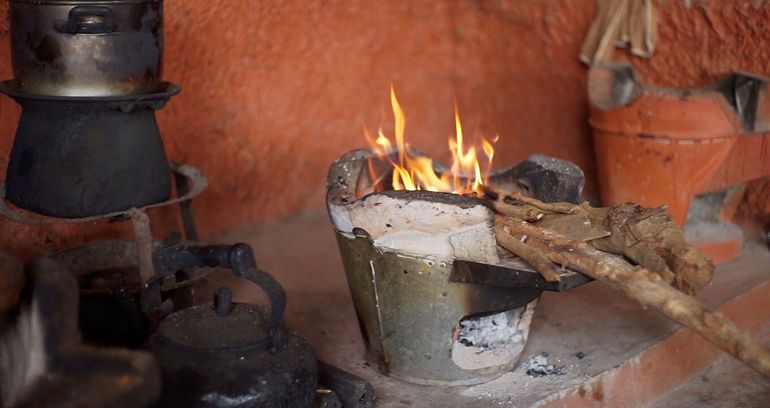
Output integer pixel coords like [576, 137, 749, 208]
[451, 303, 537, 371]
[457, 312, 523, 348]
[524, 353, 567, 377]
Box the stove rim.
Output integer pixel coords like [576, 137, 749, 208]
[0, 162, 207, 225]
[0, 80, 180, 102]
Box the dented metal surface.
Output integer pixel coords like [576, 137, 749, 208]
[327, 148, 588, 385]
[9, 0, 164, 97]
[336, 231, 540, 385]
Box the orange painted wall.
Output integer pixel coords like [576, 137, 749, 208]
[1, 0, 769, 259]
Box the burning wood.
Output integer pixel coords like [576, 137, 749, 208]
[486, 189, 770, 379]
[327, 127, 585, 384]
[479, 185, 580, 218]
[329, 86, 767, 384]
[364, 86, 497, 195]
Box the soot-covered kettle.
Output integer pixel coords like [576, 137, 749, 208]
[145, 244, 317, 407]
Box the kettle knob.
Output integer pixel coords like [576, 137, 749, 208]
[148, 243, 288, 352]
[214, 287, 233, 316]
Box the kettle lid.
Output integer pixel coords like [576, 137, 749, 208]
[157, 288, 271, 351]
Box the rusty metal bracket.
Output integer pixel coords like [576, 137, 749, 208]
[450, 258, 592, 292]
[173, 169, 199, 241]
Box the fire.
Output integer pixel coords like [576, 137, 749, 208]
[366, 86, 498, 194]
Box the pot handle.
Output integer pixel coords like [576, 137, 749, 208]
[55, 5, 116, 35]
[148, 244, 288, 352]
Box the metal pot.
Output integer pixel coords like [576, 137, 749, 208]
[9, 0, 164, 97]
[0, 80, 177, 218]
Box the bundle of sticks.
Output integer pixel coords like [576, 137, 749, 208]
[477, 186, 770, 378]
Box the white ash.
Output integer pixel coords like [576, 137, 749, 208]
[458, 311, 523, 348]
[523, 352, 567, 377]
[331, 193, 499, 264]
[451, 300, 537, 370]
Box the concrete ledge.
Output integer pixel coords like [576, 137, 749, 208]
[211, 211, 770, 407]
[537, 261, 770, 407]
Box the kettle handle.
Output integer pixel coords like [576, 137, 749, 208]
[148, 244, 287, 352]
[55, 5, 116, 35]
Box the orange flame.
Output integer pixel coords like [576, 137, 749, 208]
[366, 87, 497, 194]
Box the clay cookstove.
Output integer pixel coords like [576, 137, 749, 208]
[327, 149, 591, 385]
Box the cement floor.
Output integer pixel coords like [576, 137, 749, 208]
[206, 209, 770, 407]
[646, 335, 770, 408]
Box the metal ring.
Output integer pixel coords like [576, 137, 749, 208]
[0, 162, 207, 225]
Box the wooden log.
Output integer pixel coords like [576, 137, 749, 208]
[496, 215, 770, 378]
[581, 203, 713, 295]
[495, 223, 561, 282]
[481, 186, 581, 215]
[493, 202, 544, 222]
[497, 216, 585, 249]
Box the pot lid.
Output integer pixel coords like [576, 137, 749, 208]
[157, 294, 271, 352]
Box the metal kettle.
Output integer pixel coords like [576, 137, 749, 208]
[145, 244, 318, 408]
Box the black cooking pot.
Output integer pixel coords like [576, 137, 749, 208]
[0, 80, 176, 218]
[9, 0, 163, 97]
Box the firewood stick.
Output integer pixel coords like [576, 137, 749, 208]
[497, 216, 586, 249]
[481, 185, 580, 215]
[495, 223, 561, 282]
[580, 203, 713, 295]
[560, 249, 770, 378]
[493, 202, 544, 222]
[496, 216, 770, 378]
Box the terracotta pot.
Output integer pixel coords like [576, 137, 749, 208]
[588, 62, 744, 226]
